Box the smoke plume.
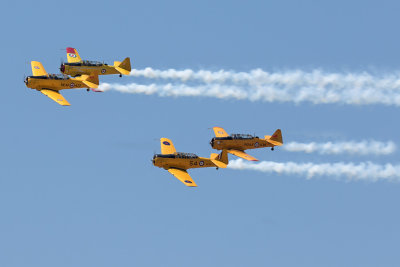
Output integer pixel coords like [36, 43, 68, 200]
[284, 140, 396, 155]
[228, 159, 400, 182]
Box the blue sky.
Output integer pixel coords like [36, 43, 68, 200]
[1, 0, 400, 266]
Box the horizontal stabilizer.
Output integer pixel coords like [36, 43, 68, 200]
[227, 149, 258, 161]
[77, 74, 99, 88]
[210, 149, 229, 168]
[167, 168, 197, 187]
[265, 129, 283, 146]
[114, 57, 131, 75]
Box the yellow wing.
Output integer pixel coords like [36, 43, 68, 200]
[66, 47, 82, 63]
[167, 168, 197, 187]
[228, 149, 258, 161]
[213, 127, 229, 137]
[31, 61, 47, 76]
[40, 89, 70, 106]
[160, 138, 176, 154]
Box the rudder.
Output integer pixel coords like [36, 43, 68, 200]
[210, 149, 229, 168]
[114, 57, 131, 75]
[265, 129, 283, 146]
[77, 74, 99, 88]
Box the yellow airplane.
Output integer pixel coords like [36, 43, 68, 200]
[210, 127, 283, 161]
[60, 47, 131, 77]
[24, 61, 100, 106]
[152, 138, 229, 187]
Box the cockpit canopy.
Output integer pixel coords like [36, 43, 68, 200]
[154, 152, 199, 159]
[212, 133, 257, 141]
[63, 60, 103, 67]
[27, 74, 68, 80]
[48, 74, 69, 80]
[231, 133, 254, 139]
[82, 60, 103, 66]
[175, 152, 199, 159]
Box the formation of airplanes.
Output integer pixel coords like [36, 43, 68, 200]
[153, 127, 283, 187]
[24, 48, 131, 106]
[24, 49, 283, 187]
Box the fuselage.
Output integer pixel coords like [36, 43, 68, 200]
[152, 153, 217, 170]
[210, 134, 273, 151]
[24, 75, 87, 91]
[61, 62, 120, 77]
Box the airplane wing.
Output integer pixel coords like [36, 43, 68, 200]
[227, 149, 258, 161]
[167, 168, 197, 187]
[213, 127, 229, 137]
[66, 47, 82, 63]
[40, 89, 71, 106]
[31, 61, 47, 76]
[160, 138, 176, 154]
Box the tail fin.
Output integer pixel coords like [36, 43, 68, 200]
[265, 129, 283, 146]
[114, 57, 131, 75]
[210, 149, 229, 168]
[77, 74, 99, 88]
[66, 47, 82, 63]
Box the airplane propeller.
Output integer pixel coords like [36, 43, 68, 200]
[150, 150, 157, 165]
[59, 58, 65, 73]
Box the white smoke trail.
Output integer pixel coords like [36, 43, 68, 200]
[284, 141, 396, 156]
[130, 67, 400, 90]
[99, 81, 400, 106]
[228, 159, 400, 182]
[99, 83, 249, 99]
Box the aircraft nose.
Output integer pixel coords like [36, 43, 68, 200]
[59, 64, 65, 73]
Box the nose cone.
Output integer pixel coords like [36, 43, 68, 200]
[24, 77, 29, 87]
[210, 138, 215, 148]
